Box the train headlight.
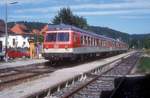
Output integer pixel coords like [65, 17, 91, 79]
[54, 44, 59, 48]
[44, 44, 49, 49]
[65, 45, 68, 49]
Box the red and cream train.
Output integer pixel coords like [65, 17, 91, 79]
[43, 24, 128, 60]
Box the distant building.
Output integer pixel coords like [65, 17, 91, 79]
[0, 22, 48, 49]
[0, 19, 5, 37]
[0, 23, 30, 48]
[40, 25, 48, 34]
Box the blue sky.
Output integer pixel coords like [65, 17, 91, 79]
[0, 0, 150, 34]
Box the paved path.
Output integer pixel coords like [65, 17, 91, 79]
[0, 59, 49, 69]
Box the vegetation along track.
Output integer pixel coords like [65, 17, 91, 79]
[45, 52, 140, 98]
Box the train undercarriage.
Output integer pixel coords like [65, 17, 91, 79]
[42, 50, 127, 62]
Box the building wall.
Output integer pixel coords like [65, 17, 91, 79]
[0, 35, 30, 48]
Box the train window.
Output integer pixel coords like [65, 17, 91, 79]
[92, 38, 94, 46]
[84, 36, 88, 45]
[83, 36, 85, 45]
[91, 38, 93, 46]
[90, 37, 92, 46]
[45, 33, 56, 42]
[102, 40, 106, 47]
[99, 40, 101, 46]
[58, 33, 69, 42]
[81, 36, 84, 45]
[94, 39, 96, 46]
[88, 37, 90, 45]
[96, 39, 99, 46]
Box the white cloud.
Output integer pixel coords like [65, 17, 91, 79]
[75, 9, 150, 16]
[4, 0, 150, 20]
[9, 14, 51, 19]
[8, 14, 52, 22]
[0, 0, 49, 5]
[119, 15, 150, 19]
[14, 0, 150, 14]
[70, 1, 150, 10]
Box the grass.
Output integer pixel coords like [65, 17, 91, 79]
[138, 57, 150, 73]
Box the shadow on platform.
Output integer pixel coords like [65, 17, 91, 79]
[101, 74, 150, 98]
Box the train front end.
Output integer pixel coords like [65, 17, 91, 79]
[43, 29, 74, 60]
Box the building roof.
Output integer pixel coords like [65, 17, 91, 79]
[32, 29, 41, 35]
[40, 25, 48, 34]
[10, 23, 30, 35]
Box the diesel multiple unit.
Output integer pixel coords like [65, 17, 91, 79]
[43, 24, 128, 60]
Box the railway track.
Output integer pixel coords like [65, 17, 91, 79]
[0, 53, 120, 91]
[46, 52, 141, 98]
[0, 65, 56, 90]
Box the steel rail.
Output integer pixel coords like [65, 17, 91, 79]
[61, 53, 139, 98]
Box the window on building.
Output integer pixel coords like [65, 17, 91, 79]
[13, 38, 16, 46]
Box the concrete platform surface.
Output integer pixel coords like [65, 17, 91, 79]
[0, 51, 136, 98]
[0, 59, 49, 69]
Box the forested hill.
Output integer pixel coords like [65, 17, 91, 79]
[7, 21, 150, 48]
[88, 26, 130, 43]
[88, 26, 150, 48]
[131, 34, 150, 40]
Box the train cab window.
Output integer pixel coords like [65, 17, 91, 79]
[58, 33, 69, 42]
[46, 33, 56, 42]
[46, 32, 69, 42]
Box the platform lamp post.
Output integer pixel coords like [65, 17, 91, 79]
[4, 0, 18, 62]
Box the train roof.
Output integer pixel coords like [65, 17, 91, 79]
[48, 24, 124, 43]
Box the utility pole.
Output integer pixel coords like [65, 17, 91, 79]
[4, 0, 18, 62]
[5, 0, 8, 62]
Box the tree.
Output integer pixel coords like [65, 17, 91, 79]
[143, 38, 150, 49]
[52, 8, 88, 28]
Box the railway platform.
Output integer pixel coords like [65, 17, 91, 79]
[0, 58, 49, 70]
[0, 51, 136, 98]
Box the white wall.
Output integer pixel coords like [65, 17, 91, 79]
[0, 35, 30, 48]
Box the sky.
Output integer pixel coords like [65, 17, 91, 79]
[0, 0, 150, 34]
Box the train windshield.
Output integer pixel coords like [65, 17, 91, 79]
[45, 32, 69, 42]
[57, 33, 69, 42]
[46, 33, 57, 42]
